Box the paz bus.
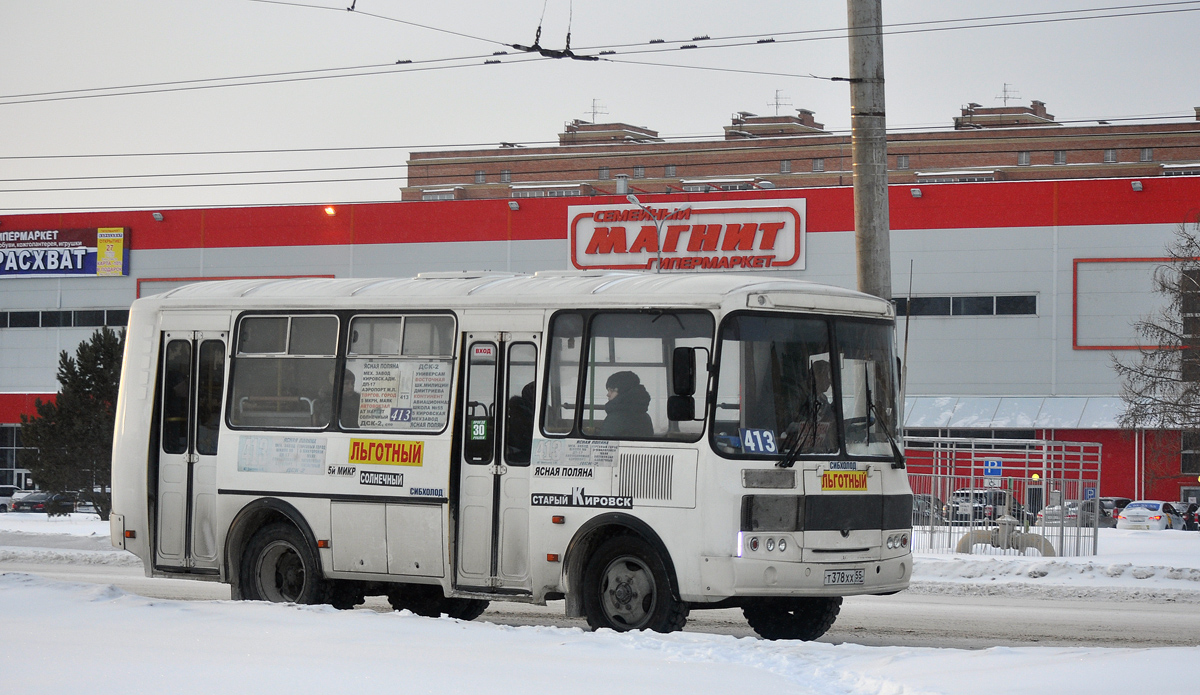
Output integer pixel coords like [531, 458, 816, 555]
[110, 272, 912, 640]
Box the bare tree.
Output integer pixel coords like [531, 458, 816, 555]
[1114, 215, 1200, 431]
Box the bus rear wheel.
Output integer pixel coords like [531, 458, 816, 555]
[742, 596, 842, 641]
[240, 522, 326, 605]
[582, 536, 687, 633]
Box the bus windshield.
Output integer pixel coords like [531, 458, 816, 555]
[712, 314, 899, 459]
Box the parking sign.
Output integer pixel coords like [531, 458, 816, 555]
[984, 459, 1003, 477]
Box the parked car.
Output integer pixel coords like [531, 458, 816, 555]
[1036, 498, 1123, 528]
[1097, 497, 1132, 521]
[11, 491, 76, 515]
[0, 485, 28, 513]
[1116, 500, 1185, 530]
[944, 488, 1027, 524]
[1036, 500, 1080, 527]
[912, 494, 946, 525]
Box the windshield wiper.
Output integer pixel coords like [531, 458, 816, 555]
[777, 371, 822, 469]
[863, 364, 906, 469]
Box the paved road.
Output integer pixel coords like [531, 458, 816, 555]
[4, 558, 1197, 649]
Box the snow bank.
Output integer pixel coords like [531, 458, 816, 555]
[909, 528, 1200, 601]
[0, 511, 107, 536]
[1, 573, 1194, 695]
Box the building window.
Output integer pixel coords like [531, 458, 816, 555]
[812, 158, 825, 172]
[422, 191, 455, 201]
[1053, 151, 1066, 165]
[1103, 149, 1117, 163]
[500, 170, 511, 183]
[995, 295, 1037, 315]
[893, 295, 1037, 317]
[780, 160, 792, 174]
[474, 171, 486, 184]
[633, 165, 645, 179]
[952, 297, 995, 316]
[1018, 151, 1031, 166]
[1184, 431, 1200, 474]
[897, 155, 909, 170]
[598, 166, 610, 180]
[664, 164, 677, 177]
[1141, 148, 1154, 162]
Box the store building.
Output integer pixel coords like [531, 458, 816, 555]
[3, 173, 1200, 501]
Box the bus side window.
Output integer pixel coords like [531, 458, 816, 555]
[229, 315, 338, 430]
[542, 313, 583, 435]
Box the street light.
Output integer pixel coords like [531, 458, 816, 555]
[626, 194, 663, 272]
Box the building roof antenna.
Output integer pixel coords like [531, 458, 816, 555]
[995, 83, 1020, 107]
[768, 90, 792, 116]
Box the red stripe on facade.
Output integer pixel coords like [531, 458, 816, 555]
[0, 393, 54, 424]
[3, 177, 1197, 250]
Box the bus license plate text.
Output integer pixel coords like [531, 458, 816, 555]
[823, 569, 864, 586]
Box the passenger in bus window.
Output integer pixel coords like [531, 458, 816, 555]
[505, 381, 536, 463]
[599, 371, 653, 438]
[339, 370, 361, 429]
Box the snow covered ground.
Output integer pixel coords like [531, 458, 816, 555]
[2, 512, 1198, 694]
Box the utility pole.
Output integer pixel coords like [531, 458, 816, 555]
[847, 0, 892, 300]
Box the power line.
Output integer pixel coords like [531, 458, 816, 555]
[247, 0, 509, 46]
[1, 112, 1195, 163]
[4, 2, 1198, 106]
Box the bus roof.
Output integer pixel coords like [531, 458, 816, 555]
[141, 272, 893, 318]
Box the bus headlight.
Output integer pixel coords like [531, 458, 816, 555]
[765, 538, 775, 551]
[777, 538, 787, 552]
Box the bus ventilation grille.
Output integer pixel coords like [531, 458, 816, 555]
[617, 453, 674, 500]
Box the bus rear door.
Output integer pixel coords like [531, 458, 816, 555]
[456, 334, 538, 593]
[155, 327, 227, 572]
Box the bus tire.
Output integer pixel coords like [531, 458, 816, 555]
[240, 522, 327, 605]
[582, 535, 687, 633]
[742, 596, 842, 641]
[443, 598, 490, 621]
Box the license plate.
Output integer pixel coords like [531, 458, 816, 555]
[823, 569, 865, 586]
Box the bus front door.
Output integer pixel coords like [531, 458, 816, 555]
[456, 334, 539, 594]
[155, 331, 226, 572]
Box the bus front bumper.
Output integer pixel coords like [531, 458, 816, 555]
[694, 553, 911, 599]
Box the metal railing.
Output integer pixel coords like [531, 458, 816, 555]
[905, 436, 1103, 557]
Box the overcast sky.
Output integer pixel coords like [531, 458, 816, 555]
[2, 0, 1198, 213]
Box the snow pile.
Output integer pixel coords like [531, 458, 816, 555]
[910, 528, 1200, 601]
[1, 572, 1195, 695]
[0, 511, 107, 535]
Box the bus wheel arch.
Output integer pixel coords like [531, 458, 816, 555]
[225, 498, 323, 602]
[562, 513, 687, 631]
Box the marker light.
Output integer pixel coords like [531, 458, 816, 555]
[546, 554, 560, 562]
[551, 515, 565, 524]
[749, 536, 760, 552]
[124, 530, 136, 539]
[317, 540, 331, 548]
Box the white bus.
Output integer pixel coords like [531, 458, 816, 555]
[110, 272, 912, 640]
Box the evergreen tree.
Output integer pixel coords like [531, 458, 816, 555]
[1114, 216, 1200, 429]
[18, 327, 124, 520]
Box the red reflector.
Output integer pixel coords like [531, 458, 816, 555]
[317, 540, 331, 548]
[546, 554, 560, 562]
[551, 515, 565, 524]
[124, 530, 136, 539]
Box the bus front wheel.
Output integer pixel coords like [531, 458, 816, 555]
[742, 596, 842, 641]
[240, 522, 326, 604]
[582, 535, 687, 633]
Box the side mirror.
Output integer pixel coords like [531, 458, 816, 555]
[667, 395, 695, 421]
[672, 347, 696, 396]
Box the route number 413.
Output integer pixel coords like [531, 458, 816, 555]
[739, 428, 778, 454]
